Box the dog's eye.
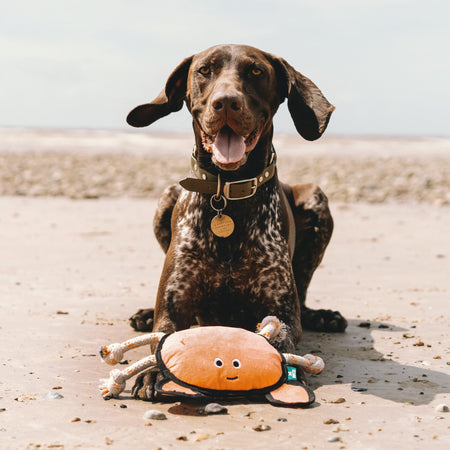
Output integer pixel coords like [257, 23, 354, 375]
[214, 358, 223, 367]
[232, 359, 241, 368]
[199, 66, 211, 75]
[251, 67, 262, 76]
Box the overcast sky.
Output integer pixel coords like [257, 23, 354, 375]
[1, 0, 449, 136]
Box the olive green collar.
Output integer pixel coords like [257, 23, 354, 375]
[179, 148, 277, 201]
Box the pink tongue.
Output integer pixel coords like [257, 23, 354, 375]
[212, 127, 246, 164]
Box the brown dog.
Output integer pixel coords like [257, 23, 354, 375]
[127, 45, 347, 400]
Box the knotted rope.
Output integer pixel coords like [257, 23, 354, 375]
[257, 316, 324, 374]
[99, 355, 157, 398]
[99, 332, 164, 365]
[98, 332, 164, 398]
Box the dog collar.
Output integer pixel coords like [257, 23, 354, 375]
[179, 148, 277, 201]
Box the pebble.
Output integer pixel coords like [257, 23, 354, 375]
[351, 386, 368, 392]
[324, 419, 340, 425]
[143, 410, 167, 420]
[277, 418, 288, 422]
[253, 424, 271, 432]
[327, 436, 341, 442]
[330, 397, 346, 404]
[194, 433, 210, 442]
[435, 404, 449, 412]
[199, 403, 228, 415]
[43, 391, 64, 400]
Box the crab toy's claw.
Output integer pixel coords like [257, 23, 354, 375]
[283, 352, 325, 374]
[98, 354, 158, 399]
[302, 354, 325, 374]
[99, 332, 165, 366]
[99, 369, 126, 398]
[257, 316, 288, 345]
[100, 343, 125, 365]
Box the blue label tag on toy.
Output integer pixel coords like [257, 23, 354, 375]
[287, 365, 297, 381]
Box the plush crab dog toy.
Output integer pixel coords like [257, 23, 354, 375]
[99, 316, 324, 407]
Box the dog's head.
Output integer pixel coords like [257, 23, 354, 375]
[127, 44, 334, 172]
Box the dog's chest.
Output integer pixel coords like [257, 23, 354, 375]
[176, 187, 280, 249]
[162, 185, 296, 318]
[172, 187, 291, 286]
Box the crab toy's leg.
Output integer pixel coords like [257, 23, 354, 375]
[257, 317, 324, 374]
[283, 353, 325, 374]
[257, 316, 283, 338]
[99, 332, 165, 365]
[99, 354, 157, 398]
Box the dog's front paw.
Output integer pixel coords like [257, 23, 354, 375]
[131, 366, 163, 401]
[301, 307, 347, 332]
[129, 308, 154, 332]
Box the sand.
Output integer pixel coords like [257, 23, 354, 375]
[0, 197, 448, 449]
[0, 130, 449, 449]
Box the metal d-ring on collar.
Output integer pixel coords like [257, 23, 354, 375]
[210, 174, 227, 213]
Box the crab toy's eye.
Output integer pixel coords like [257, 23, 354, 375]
[214, 358, 224, 367]
[199, 66, 211, 75]
[251, 67, 262, 76]
[232, 359, 241, 369]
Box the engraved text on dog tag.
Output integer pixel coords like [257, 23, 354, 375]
[211, 214, 235, 238]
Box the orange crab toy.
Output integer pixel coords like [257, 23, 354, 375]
[99, 316, 324, 407]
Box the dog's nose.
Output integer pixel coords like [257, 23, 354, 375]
[211, 92, 243, 114]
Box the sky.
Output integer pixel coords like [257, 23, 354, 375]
[1, 0, 449, 136]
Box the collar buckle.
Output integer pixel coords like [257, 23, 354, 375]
[223, 177, 258, 200]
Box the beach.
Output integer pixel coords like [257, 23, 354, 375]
[0, 129, 449, 449]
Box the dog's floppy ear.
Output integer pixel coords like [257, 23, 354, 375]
[127, 56, 193, 127]
[270, 56, 335, 141]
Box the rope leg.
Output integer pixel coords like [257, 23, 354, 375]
[99, 354, 157, 398]
[257, 316, 281, 339]
[283, 353, 324, 374]
[99, 332, 165, 365]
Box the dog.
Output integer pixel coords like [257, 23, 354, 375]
[126, 44, 347, 400]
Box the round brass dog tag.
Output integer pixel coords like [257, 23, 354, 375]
[211, 214, 235, 238]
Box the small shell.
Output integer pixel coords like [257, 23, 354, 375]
[43, 391, 64, 400]
[198, 403, 228, 415]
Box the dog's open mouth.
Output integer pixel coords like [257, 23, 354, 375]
[201, 125, 261, 169]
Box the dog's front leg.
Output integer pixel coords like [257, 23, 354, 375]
[132, 250, 201, 401]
